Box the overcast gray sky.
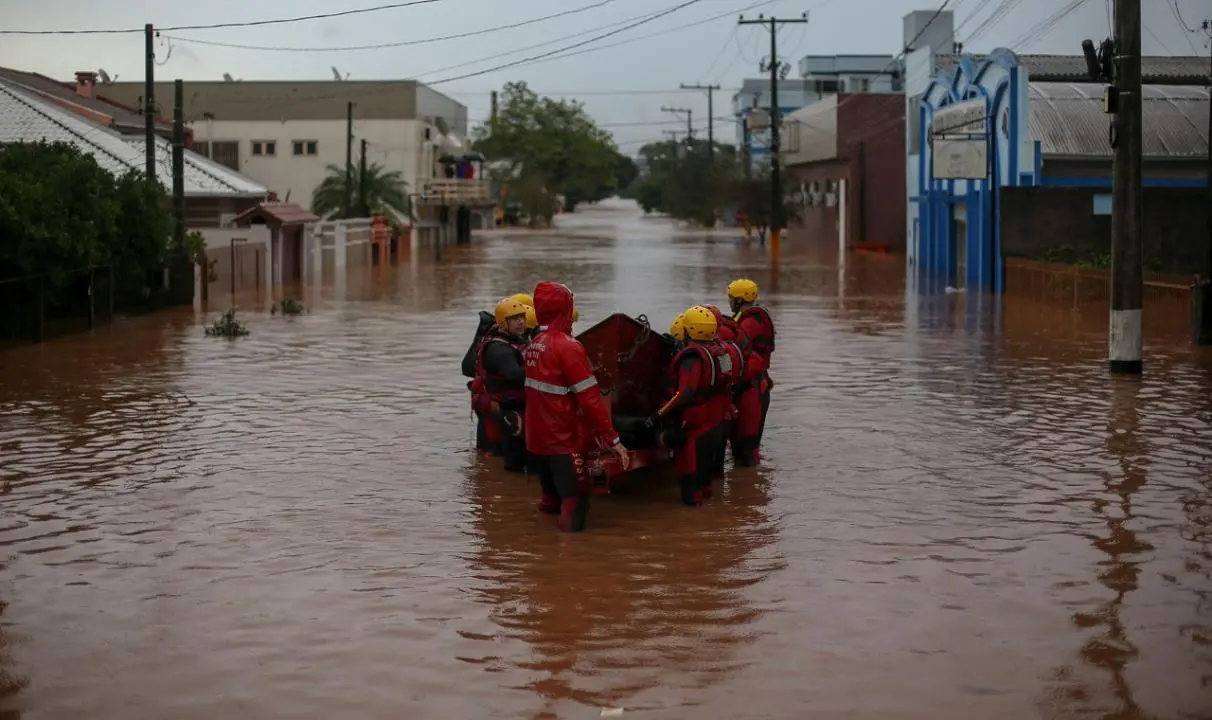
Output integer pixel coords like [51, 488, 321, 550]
[1, 0, 1207, 149]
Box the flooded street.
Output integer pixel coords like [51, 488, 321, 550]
[1, 199, 1211, 719]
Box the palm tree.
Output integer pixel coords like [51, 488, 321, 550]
[311, 162, 413, 220]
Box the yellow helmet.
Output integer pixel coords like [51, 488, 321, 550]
[510, 292, 534, 307]
[727, 278, 759, 303]
[524, 305, 538, 330]
[494, 297, 528, 330]
[669, 313, 686, 341]
[681, 305, 718, 342]
[572, 306, 580, 322]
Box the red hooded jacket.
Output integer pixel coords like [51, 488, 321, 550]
[523, 281, 620, 455]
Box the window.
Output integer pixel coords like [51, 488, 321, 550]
[292, 140, 318, 156]
[193, 141, 210, 158]
[856, 77, 871, 92]
[252, 140, 276, 156]
[814, 79, 839, 95]
[210, 141, 239, 171]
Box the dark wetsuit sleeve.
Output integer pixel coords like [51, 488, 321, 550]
[483, 342, 525, 387]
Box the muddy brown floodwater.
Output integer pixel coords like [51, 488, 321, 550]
[2, 199, 1211, 719]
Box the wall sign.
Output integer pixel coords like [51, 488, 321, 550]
[931, 98, 986, 137]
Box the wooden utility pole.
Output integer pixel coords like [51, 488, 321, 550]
[490, 90, 499, 132]
[1195, 17, 1212, 345]
[144, 24, 156, 180]
[681, 84, 721, 159]
[1108, 0, 1143, 374]
[172, 80, 185, 250]
[661, 106, 693, 142]
[344, 101, 354, 217]
[739, 12, 809, 254]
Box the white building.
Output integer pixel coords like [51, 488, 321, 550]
[98, 79, 474, 239]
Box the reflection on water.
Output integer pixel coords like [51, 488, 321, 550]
[466, 460, 777, 717]
[0, 199, 1210, 718]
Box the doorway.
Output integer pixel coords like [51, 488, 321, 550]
[949, 204, 967, 289]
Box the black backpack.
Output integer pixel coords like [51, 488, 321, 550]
[461, 310, 497, 379]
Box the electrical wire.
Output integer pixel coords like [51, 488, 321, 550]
[181, 0, 761, 110]
[1003, 0, 1090, 52]
[162, 0, 626, 52]
[0, 0, 447, 35]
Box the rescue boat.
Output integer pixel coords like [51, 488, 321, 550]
[574, 313, 676, 494]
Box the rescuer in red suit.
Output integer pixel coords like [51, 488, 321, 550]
[650, 306, 727, 506]
[726, 278, 775, 466]
[524, 281, 629, 532]
[472, 297, 530, 473]
[701, 304, 747, 478]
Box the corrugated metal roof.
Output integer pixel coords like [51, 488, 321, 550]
[126, 136, 266, 197]
[935, 53, 1211, 84]
[0, 79, 266, 198]
[1029, 81, 1209, 158]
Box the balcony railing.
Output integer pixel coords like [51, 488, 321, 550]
[418, 178, 495, 207]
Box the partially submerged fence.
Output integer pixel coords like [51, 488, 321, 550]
[0, 267, 115, 345]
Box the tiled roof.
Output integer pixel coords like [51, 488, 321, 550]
[1029, 81, 1209, 158]
[231, 202, 319, 226]
[935, 53, 1211, 84]
[0, 79, 266, 198]
[0, 67, 169, 131]
[125, 136, 267, 197]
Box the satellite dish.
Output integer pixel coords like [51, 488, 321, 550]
[433, 116, 450, 135]
[331, 66, 343, 81]
[97, 69, 113, 84]
[223, 73, 234, 83]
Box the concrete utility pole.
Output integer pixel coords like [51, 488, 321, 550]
[144, 24, 156, 180]
[1108, 0, 1143, 374]
[344, 101, 354, 217]
[739, 12, 809, 253]
[680, 83, 721, 161]
[661, 106, 693, 141]
[172, 80, 185, 251]
[358, 138, 368, 216]
[1195, 17, 1212, 345]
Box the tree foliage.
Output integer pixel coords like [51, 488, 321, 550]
[472, 82, 623, 225]
[312, 162, 412, 220]
[0, 141, 173, 298]
[621, 141, 801, 233]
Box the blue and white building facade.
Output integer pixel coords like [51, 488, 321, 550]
[907, 48, 1210, 293]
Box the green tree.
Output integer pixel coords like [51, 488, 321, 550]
[0, 141, 173, 301]
[311, 162, 412, 220]
[472, 82, 619, 223]
[623, 138, 741, 226]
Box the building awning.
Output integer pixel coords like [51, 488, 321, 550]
[231, 202, 319, 227]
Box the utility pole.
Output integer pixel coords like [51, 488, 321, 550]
[358, 138, 368, 216]
[680, 83, 721, 161]
[344, 101, 354, 217]
[172, 79, 185, 253]
[739, 12, 809, 253]
[1108, 0, 1143, 374]
[662, 129, 681, 156]
[1196, 17, 1212, 345]
[144, 24, 156, 180]
[661, 106, 693, 142]
[490, 90, 499, 132]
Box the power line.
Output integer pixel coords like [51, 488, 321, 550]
[162, 0, 626, 52]
[0, 0, 446, 35]
[182, 0, 747, 110]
